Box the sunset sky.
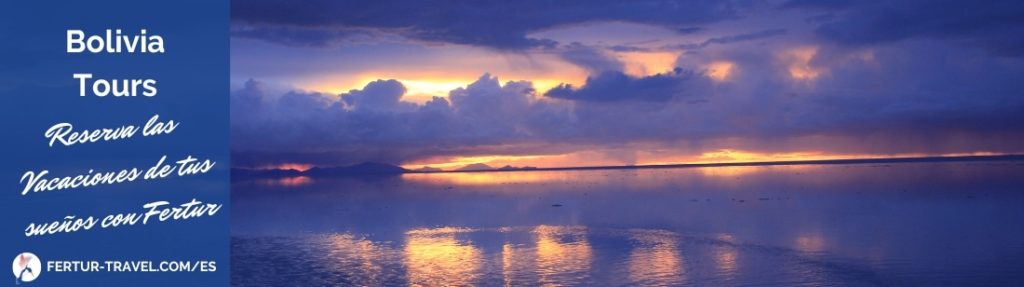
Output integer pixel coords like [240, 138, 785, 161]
[229, 0, 1024, 170]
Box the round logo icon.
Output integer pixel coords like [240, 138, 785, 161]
[12, 252, 41, 284]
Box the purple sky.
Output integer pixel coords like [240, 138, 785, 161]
[229, 0, 1024, 169]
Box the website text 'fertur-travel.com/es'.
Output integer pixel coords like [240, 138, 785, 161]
[47, 260, 217, 273]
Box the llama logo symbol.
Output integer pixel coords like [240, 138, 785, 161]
[12, 252, 40, 284]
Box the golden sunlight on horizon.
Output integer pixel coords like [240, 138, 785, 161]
[685, 150, 1006, 164]
[406, 154, 549, 171]
[265, 163, 314, 171]
[689, 149, 836, 164]
[401, 149, 1008, 171]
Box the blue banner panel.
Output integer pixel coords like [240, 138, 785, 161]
[0, 0, 229, 286]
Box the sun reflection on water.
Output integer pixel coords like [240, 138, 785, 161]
[244, 226, 862, 285]
[796, 232, 826, 253]
[404, 228, 483, 286]
[401, 171, 586, 186]
[254, 176, 314, 187]
[698, 166, 761, 177]
[714, 234, 740, 278]
[502, 244, 518, 287]
[233, 162, 1024, 286]
[627, 229, 685, 286]
[534, 225, 593, 286]
[324, 234, 386, 284]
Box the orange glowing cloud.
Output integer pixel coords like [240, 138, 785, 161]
[308, 72, 585, 105]
[290, 46, 589, 104]
[783, 46, 823, 80]
[706, 61, 735, 81]
[616, 51, 679, 77]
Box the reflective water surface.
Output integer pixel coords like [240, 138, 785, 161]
[232, 162, 1024, 286]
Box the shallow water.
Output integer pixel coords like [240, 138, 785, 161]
[232, 162, 1024, 286]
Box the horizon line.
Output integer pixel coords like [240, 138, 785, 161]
[409, 154, 1024, 174]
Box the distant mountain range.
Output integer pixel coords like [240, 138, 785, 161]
[306, 162, 408, 176]
[497, 165, 539, 171]
[232, 162, 407, 179]
[455, 163, 494, 171]
[232, 154, 1024, 179]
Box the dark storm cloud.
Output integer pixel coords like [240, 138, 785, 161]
[558, 43, 624, 74]
[676, 27, 705, 34]
[230, 24, 374, 47]
[545, 69, 713, 102]
[784, 0, 1024, 57]
[341, 79, 413, 112]
[778, 0, 858, 10]
[231, 0, 741, 49]
[675, 29, 788, 50]
[231, 74, 575, 166]
[607, 28, 788, 53]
